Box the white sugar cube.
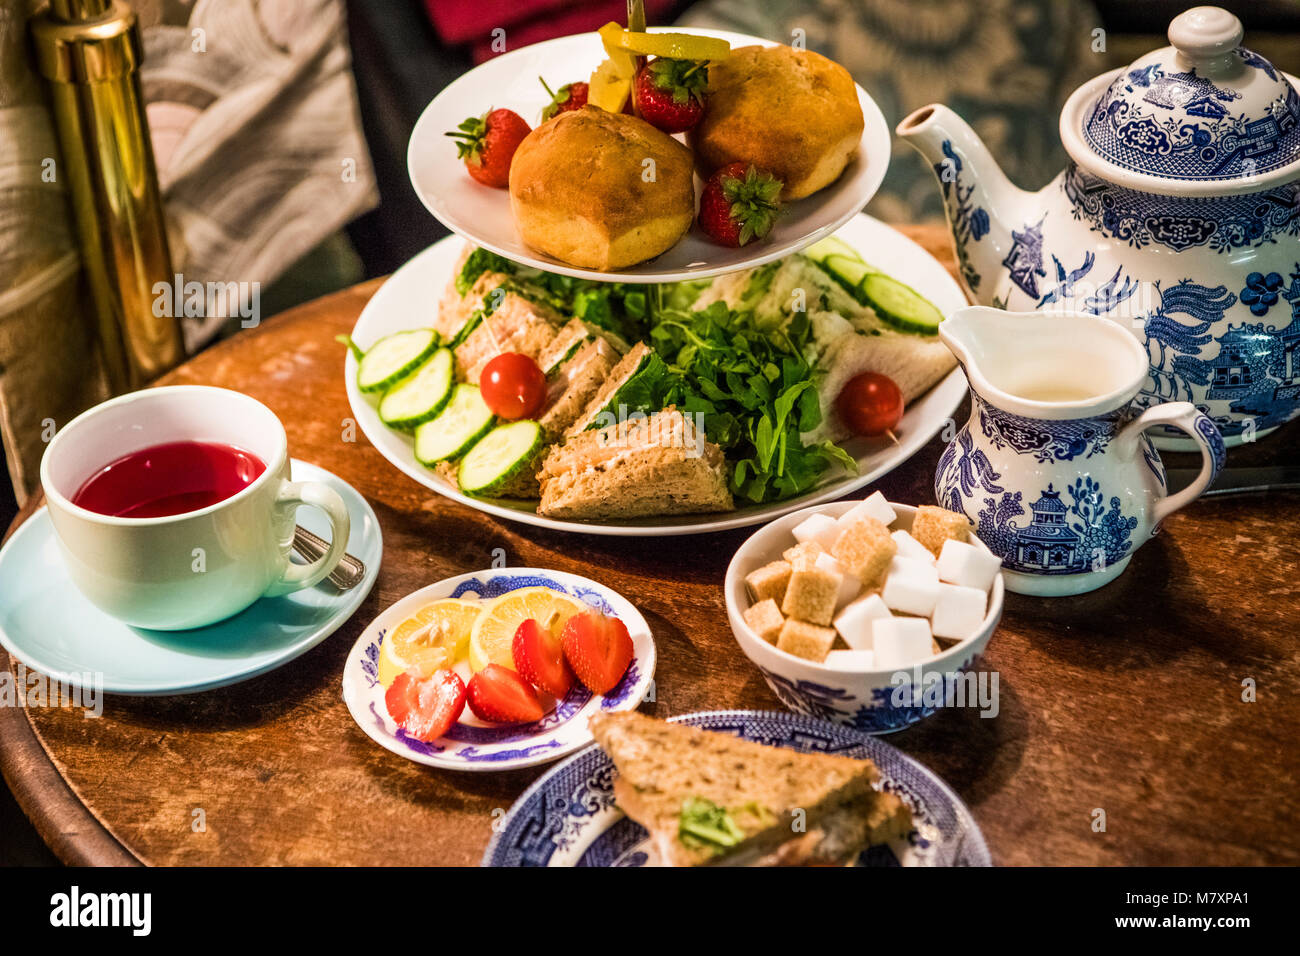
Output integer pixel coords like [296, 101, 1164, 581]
[936, 539, 1003, 592]
[792, 512, 841, 552]
[815, 552, 861, 610]
[832, 592, 891, 650]
[892, 529, 935, 564]
[881, 556, 941, 617]
[931, 583, 988, 640]
[872, 617, 934, 670]
[837, 491, 897, 530]
[824, 649, 875, 671]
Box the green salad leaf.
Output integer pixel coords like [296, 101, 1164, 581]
[678, 797, 746, 852]
[652, 301, 857, 504]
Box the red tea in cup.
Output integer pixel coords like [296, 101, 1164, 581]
[71, 441, 267, 518]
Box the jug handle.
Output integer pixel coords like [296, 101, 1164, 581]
[1117, 402, 1226, 526]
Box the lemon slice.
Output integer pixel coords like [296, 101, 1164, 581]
[468, 587, 587, 673]
[376, 598, 482, 687]
[597, 22, 638, 77]
[606, 29, 730, 61]
[589, 58, 633, 113]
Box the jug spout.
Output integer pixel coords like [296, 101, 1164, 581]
[897, 105, 1035, 306]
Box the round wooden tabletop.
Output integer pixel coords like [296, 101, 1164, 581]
[3, 226, 1298, 866]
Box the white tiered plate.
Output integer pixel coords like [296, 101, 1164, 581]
[406, 28, 891, 282]
[344, 213, 968, 537]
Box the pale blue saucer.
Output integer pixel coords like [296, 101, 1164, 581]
[0, 460, 381, 695]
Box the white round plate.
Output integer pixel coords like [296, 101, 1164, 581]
[345, 213, 967, 536]
[340, 568, 656, 772]
[407, 28, 891, 282]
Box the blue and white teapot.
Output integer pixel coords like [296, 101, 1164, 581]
[899, 6, 1300, 449]
[935, 307, 1225, 597]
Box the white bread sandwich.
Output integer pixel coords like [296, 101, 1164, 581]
[690, 255, 955, 443]
[588, 711, 912, 866]
[537, 407, 734, 519]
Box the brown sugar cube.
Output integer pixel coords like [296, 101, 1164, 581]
[912, 505, 972, 557]
[744, 560, 792, 605]
[742, 598, 785, 644]
[781, 566, 841, 626]
[776, 619, 837, 662]
[831, 517, 896, 587]
[746, 560, 793, 604]
[782, 540, 824, 570]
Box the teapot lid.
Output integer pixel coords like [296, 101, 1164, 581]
[1063, 6, 1300, 195]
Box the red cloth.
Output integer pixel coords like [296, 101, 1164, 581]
[424, 0, 677, 63]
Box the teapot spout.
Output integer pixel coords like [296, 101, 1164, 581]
[897, 105, 1034, 306]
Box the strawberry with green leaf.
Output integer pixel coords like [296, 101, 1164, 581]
[540, 77, 589, 121]
[697, 163, 783, 247]
[445, 108, 531, 188]
[632, 57, 708, 133]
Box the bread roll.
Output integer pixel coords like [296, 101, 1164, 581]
[509, 107, 695, 269]
[689, 46, 864, 200]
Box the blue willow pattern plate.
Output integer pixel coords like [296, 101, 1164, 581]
[340, 568, 656, 773]
[482, 710, 992, 867]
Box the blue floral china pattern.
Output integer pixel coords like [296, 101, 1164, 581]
[725, 500, 1005, 732]
[899, 7, 1300, 448]
[340, 568, 656, 773]
[482, 710, 992, 867]
[937, 307, 1225, 597]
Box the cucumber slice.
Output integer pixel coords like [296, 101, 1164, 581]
[824, 254, 877, 288]
[458, 420, 545, 497]
[804, 237, 942, 335]
[378, 348, 454, 430]
[858, 274, 944, 335]
[802, 236, 860, 265]
[357, 329, 439, 393]
[414, 384, 495, 464]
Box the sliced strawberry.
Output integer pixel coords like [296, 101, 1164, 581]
[385, 670, 466, 742]
[445, 108, 531, 188]
[561, 611, 633, 695]
[540, 78, 589, 121]
[466, 664, 545, 724]
[513, 617, 573, 698]
[697, 162, 782, 247]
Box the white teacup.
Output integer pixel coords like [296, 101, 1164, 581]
[40, 386, 351, 630]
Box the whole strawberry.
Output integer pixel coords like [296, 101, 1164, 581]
[540, 77, 589, 121]
[445, 108, 531, 188]
[698, 163, 783, 247]
[632, 57, 707, 134]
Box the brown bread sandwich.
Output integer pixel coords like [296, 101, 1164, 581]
[588, 711, 912, 866]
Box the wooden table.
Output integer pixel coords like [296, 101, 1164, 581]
[3, 225, 1298, 866]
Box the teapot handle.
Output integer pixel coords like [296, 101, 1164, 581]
[1118, 402, 1226, 526]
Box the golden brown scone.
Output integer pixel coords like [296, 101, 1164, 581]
[689, 45, 864, 200]
[509, 107, 695, 269]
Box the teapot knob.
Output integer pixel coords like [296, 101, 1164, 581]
[1168, 6, 1243, 73]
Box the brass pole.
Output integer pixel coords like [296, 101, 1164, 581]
[30, 0, 184, 394]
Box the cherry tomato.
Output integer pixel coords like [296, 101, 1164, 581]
[480, 352, 547, 420]
[835, 372, 904, 437]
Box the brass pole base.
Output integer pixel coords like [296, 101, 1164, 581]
[31, 0, 184, 394]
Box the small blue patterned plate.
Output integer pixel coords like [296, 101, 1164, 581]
[482, 710, 992, 866]
[341, 568, 655, 773]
